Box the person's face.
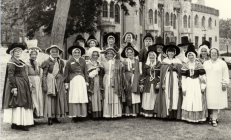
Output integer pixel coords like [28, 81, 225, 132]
[89, 41, 96, 48]
[201, 48, 207, 58]
[72, 49, 81, 59]
[183, 45, 188, 52]
[167, 51, 175, 58]
[211, 49, 218, 60]
[188, 53, 195, 62]
[149, 52, 156, 60]
[108, 37, 115, 45]
[144, 37, 153, 47]
[30, 51, 38, 60]
[92, 52, 99, 60]
[77, 40, 85, 47]
[50, 48, 59, 58]
[126, 35, 132, 43]
[156, 45, 163, 53]
[106, 51, 114, 60]
[126, 49, 134, 59]
[13, 48, 22, 58]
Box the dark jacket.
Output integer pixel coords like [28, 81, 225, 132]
[2, 57, 33, 109]
[64, 57, 89, 83]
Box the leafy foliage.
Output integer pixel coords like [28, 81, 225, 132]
[219, 19, 231, 39]
[1, 0, 136, 39]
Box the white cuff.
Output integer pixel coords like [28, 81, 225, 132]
[11, 88, 17, 93]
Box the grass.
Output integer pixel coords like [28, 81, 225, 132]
[1, 47, 231, 140]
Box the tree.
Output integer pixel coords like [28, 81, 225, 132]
[219, 19, 231, 39]
[1, 0, 136, 58]
[1, 0, 136, 39]
[50, 0, 71, 54]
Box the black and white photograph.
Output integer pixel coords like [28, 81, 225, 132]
[1, 0, 231, 139]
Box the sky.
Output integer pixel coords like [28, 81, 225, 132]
[192, 0, 231, 19]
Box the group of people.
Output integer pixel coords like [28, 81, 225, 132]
[2, 32, 229, 131]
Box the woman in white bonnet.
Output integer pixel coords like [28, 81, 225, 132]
[86, 47, 104, 119]
[25, 40, 44, 121]
[41, 45, 68, 125]
[197, 44, 210, 64]
[64, 44, 89, 122]
[181, 44, 207, 123]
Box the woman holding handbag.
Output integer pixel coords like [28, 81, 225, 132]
[2, 43, 34, 131]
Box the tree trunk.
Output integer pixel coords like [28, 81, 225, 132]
[50, 0, 71, 59]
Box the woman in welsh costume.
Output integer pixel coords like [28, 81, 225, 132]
[197, 41, 210, 64]
[2, 43, 34, 131]
[139, 33, 154, 75]
[153, 37, 166, 63]
[119, 32, 137, 61]
[64, 44, 89, 122]
[101, 47, 124, 118]
[25, 40, 44, 119]
[41, 45, 68, 125]
[86, 34, 102, 62]
[181, 44, 207, 123]
[84, 34, 99, 62]
[203, 48, 229, 127]
[121, 43, 140, 117]
[103, 32, 120, 60]
[196, 41, 210, 122]
[154, 42, 183, 120]
[87, 47, 104, 119]
[140, 45, 161, 117]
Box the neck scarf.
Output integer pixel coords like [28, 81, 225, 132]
[126, 58, 134, 71]
[29, 59, 36, 70]
[150, 62, 156, 81]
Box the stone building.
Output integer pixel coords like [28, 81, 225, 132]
[1, 0, 219, 54]
[95, 0, 219, 50]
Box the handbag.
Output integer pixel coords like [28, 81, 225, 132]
[9, 96, 18, 108]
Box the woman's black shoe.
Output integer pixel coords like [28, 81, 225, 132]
[48, 118, 53, 125]
[52, 118, 60, 123]
[72, 117, 78, 123]
[34, 120, 39, 125]
[11, 124, 17, 129]
[21, 126, 29, 131]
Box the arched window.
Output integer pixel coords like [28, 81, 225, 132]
[183, 15, 187, 28]
[166, 37, 170, 45]
[194, 15, 198, 26]
[165, 12, 169, 26]
[139, 8, 143, 26]
[171, 13, 173, 26]
[173, 14, 176, 29]
[158, 11, 161, 28]
[110, 2, 114, 18]
[154, 10, 157, 24]
[149, 9, 153, 24]
[102, 1, 108, 17]
[202, 16, 205, 27]
[188, 16, 191, 28]
[115, 4, 120, 23]
[208, 17, 212, 28]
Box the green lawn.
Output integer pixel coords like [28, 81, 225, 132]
[1, 47, 231, 140]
